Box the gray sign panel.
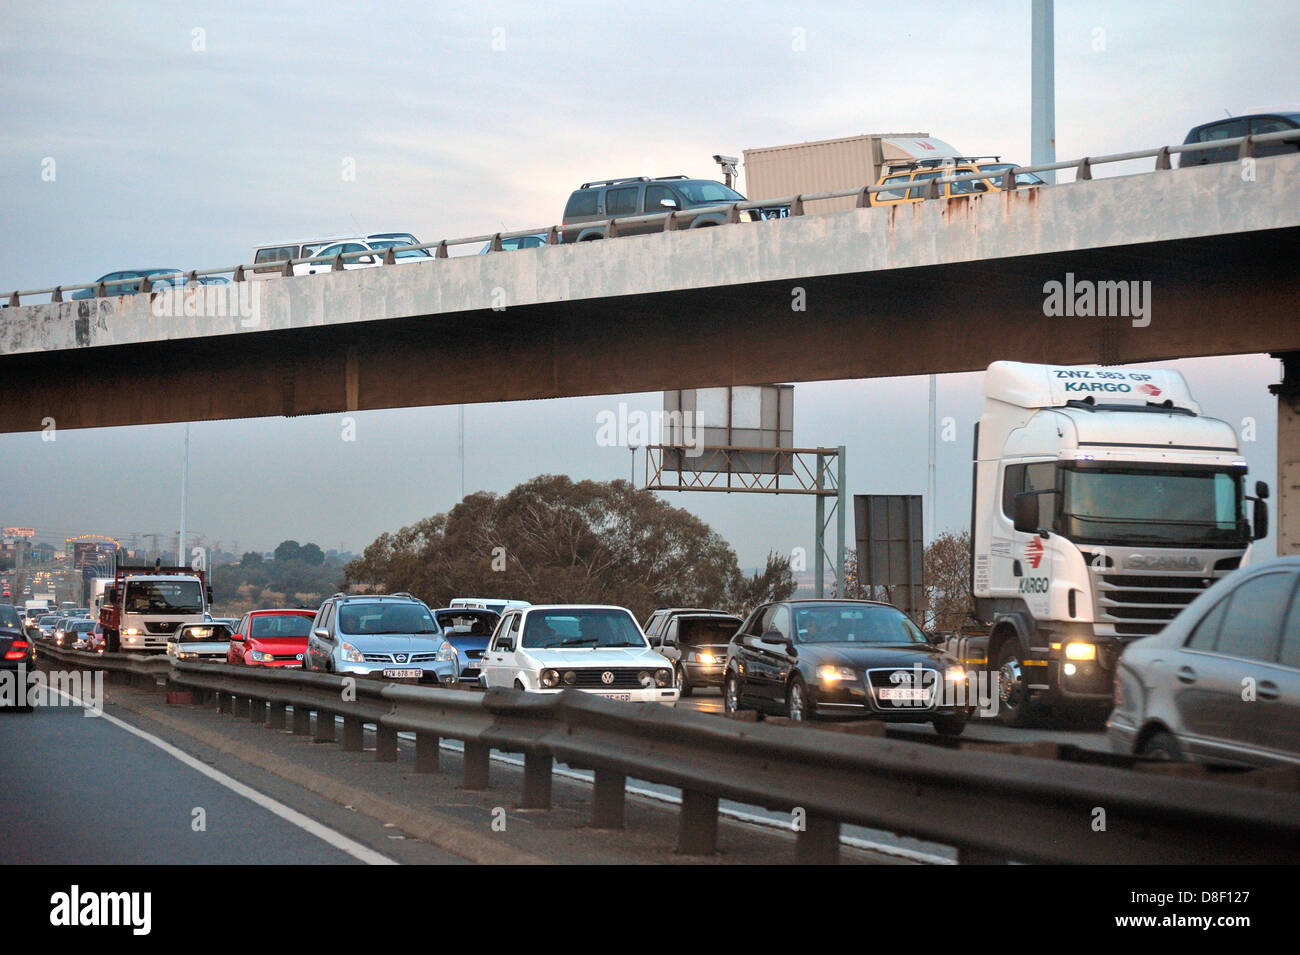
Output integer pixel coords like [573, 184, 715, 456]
[854, 494, 925, 621]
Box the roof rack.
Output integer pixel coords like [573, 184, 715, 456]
[579, 176, 650, 189]
[652, 175, 689, 180]
[883, 155, 1004, 173]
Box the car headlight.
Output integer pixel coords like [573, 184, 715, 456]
[694, 651, 718, 665]
[1064, 642, 1096, 661]
[655, 668, 672, 687]
[540, 668, 560, 688]
[563, 670, 577, 685]
[944, 665, 967, 682]
[436, 641, 459, 662]
[817, 665, 858, 683]
[250, 650, 274, 662]
[341, 642, 364, 663]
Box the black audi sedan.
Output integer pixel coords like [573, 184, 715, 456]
[723, 599, 972, 735]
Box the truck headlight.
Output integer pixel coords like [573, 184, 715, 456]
[540, 668, 560, 688]
[1064, 642, 1096, 661]
[817, 665, 858, 683]
[123, 628, 140, 636]
[436, 641, 459, 662]
[341, 642, 364, 663]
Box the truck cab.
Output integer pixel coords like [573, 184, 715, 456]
[961, 362, 1267, 725]
[101, 568, 211, 653]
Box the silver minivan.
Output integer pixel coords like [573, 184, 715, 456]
[303, 593, 458, 685]
[1108, 556, 1300, 767]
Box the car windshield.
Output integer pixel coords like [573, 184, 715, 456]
[522, 609, 646, 649]
[123, 580, 203, 614]
[250, 614, 313, 638]
[677, 618, 740, 645]
[0, 606, 19, 627]
[178, 625, 231, 643]
[675, 181, 745, 205]
[1061, 466, 1247, 545]
[792, 604, 927, 646]
[339, 603, 438, 636]
[436, 610, 499, 636]
[39, 616, 58, 625]
[981, 163, 1046, 186]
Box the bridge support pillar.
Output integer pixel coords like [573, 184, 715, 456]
[415, 733, 440, 773]
[591, 769, 626, 829]
[376, 725, 398, 761]
[676, 790, 718, 855]
[341, 716, 364, 751]
[266, 701, 287, 730]
[795, 815, 840, 865]
[521, 753, 552, 810]
[1272, 352, 1300, 556]
[292, 707, 311, 735]
[462, 741, 490, 790]
[314, 709, 335, 742]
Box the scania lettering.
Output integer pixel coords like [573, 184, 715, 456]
[949, 361, 1267, 726]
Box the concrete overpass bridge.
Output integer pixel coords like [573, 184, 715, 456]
[2, 149, 1298, 547]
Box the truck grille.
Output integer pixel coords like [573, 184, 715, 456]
[1084, 552, 1237, 637]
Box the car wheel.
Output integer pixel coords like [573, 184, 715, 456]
[723, 673, 743, 715]
[676, 664, 693, 698]
[995, 641, 1035, 728]
[933, 715, 967, 737]
[1139, 730, 1183, 762]
[786, 676, 809, 722]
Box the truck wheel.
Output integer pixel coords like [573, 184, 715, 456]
[995, 641, 1035, 727]
[1139, 730, 1182, 761]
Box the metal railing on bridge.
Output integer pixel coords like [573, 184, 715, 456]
[6, 128, 1298, 307]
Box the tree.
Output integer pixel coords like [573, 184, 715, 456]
[924, 530, 973, 632]
[346, 475, 747, 622]
[299, 543, 325, 566]
[726, 551, 796, 616]
[239, 552, 263, 567]
[273, 540, 302, 563]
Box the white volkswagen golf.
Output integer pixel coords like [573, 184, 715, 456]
[479, 605, 678, 705]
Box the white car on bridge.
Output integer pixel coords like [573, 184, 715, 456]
[292, 239, 434, 276]
[479, 605, 678, 705]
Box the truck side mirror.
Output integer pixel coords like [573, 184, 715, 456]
[1253, 498, 1269, 541]
[1013, 492, 1041, 535]
[1256, 481, 1270, 500]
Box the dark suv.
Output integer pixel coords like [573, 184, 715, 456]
[561, 176, 787, 242]
[1179, 113, 1300, 167]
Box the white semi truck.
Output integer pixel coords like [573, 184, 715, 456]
[947, 361, 1269, 726]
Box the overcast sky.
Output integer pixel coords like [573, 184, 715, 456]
[0, 1, 1295, 566]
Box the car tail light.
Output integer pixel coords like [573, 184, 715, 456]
[5, 640, 29, 660]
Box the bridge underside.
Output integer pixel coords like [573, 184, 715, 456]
[2, 227, 1297, 433]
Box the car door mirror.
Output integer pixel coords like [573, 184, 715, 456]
[497, 637, 515, 652]
[659, 198, 679, 209]
[313, 628, 330, 640]
[358, 255, 376, 264]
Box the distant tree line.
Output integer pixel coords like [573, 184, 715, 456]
[211, 540, 347, 615]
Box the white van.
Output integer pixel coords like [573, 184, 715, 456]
[449, 597, 531, 615]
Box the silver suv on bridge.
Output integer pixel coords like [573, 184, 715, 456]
[303, 592, 458, 685]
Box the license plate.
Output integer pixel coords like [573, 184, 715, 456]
[382, 668, 422, 679]
[878, 687, 930, 701]
[594, 692, 631, 702]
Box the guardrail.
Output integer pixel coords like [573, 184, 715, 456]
[7, 129, 1298, 307]
[38, 645, 1300, 864]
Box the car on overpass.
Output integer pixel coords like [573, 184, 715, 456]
[870, 157, 1045, 205]
[432, 607, 500, 684]
[1179, 112, 1300, 166]
[291, 239, 434, 276]
[479, 604, 678, 704]
[478, 233, 548, 253]
[722, 599, 973, 735]
[70, 268, 185, 299]
[561, 175, 788, 242]
[0, 604, 34, 712]
[227, 609, 315, 667]
[303, 593, 457, 685]
[1108, 556, 1300, 768]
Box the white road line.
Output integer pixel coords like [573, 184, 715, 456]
[53, 687, 397, 865]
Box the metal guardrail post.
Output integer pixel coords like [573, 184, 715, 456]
[267, 701, 287, 730]
[463, 741, 490, 789]
[292, 706, 312, 735]
[1155, 146, 1172, 170]
[795, 815, 841, 864]
[233, 694, 250, 719]
[216, 691, 231, 714]
[415, 732, 440, 773]
[591, 769, 626, 829]
[342, 715, 364, 751]
[376, 725, 398, 761]
[315, 709, 336, 742]
[522, 753, 553, 810]
[248, 698, 266, 725]
[677, 790, 718, 855]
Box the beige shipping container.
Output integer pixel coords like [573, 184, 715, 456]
[743, 133, 960, 214]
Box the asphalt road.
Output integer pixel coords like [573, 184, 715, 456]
[0, 696, 461, 865]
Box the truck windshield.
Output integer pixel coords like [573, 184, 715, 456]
[1061, 467, 1246, 545]
[123, 580, 203, 614]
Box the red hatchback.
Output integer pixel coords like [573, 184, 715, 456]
[228, 609, 316, 667]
